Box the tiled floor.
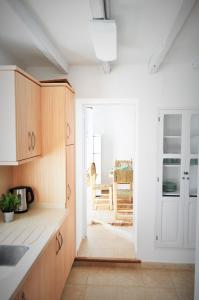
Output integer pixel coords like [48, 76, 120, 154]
[77, 223, 136, 259]
[61, 265, 194, 300]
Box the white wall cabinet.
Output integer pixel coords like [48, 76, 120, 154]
[156, 109, 199, 248]
[0, 68, 41, 165]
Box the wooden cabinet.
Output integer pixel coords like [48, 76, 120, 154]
[15, 214, 75, 300]
[0, 67, 41, 165]
[18, 261, 40, 300]
[66, 145, 76, 212]
[66, 89, 75, 145]
[156, 109, 199, 248]
[38, 236, 56, 300]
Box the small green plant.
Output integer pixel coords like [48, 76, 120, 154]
[0, 192, 20, 213]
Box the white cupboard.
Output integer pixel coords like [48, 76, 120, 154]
[156, 109, 199, 248]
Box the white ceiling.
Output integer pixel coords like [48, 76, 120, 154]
[0, 0, 198, 70]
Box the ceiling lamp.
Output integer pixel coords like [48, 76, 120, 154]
[89, 19, 117, 62]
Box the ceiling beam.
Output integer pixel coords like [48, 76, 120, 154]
[149, 0, 196, 73]
[7, 0, 68, 73]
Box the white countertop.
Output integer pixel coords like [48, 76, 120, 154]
[0, 208, 68, 300]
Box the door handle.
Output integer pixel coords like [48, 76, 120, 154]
[56, 235, 61, 255]
[28, 132, 31, 151]
[67, 184, 71, 201]
[21, 291, 27, 300]
[67, 122, 71, 139]
[58, 231, 63, 249]
[32, 132, 36, 150]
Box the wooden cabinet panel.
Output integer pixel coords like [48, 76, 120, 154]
[66, 145, 75, 213]
[66, 89, 75, 145]
[30, 81, 41, 157]
[15, 72, 31, 161]
[38, 236, 56, 300]
[19, 261, 40, 300]
[0, 69, 41, 164]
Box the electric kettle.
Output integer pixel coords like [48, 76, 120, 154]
[9, 186, 34, 213]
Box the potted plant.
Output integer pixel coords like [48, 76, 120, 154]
[0, 192, 20, 222]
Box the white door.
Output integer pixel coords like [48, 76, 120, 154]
[156, 111, 184, 247]
[184, 112, 199, 248]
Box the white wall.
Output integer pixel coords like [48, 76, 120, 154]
[194, 153, 199, 299]
[69, 63, 199, 263]
[91, 105, 136, 184]
[0, 48, 23, 67]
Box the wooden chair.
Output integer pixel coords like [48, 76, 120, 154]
[87, 162, 113, 210]
[113, 160, 133, 224]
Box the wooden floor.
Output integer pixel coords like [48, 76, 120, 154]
[61, 264, 194, 300]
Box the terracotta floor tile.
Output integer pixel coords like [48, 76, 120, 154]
[170, 271, 194, 289]
[116, 286, 147, 300]
[142, 270, 174, 288]
[145, 288, 178, 300]
[85, 285, 117, 300]
[175, 288, 194, 300]
[67, 266, 90, 285]
[61, 284, 86, 300]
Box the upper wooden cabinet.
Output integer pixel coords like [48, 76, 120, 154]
[0, 67, 41, 165]
[66, 89, 75, 145]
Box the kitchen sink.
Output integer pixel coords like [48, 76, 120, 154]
[0, 245, 29, 266]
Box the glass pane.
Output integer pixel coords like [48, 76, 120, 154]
[93, 153, 101, 184]
[93, 135, 101, 153]
[189, 159, 198, 197]
[162, 159, 181, 197]
[190, 114, 199, 155]
[163, 114, 182, 154]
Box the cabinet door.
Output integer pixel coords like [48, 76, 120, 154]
[66, 89, 75, 145]
[55, 230, 65, 300]
[184, 113, 199, 248]
[156, 111, 184, 247]
[19, 261, 40, 300]
[38, 236, 56, 300]
[15, 72, 31, 161]
[66, 145, 76, 213]
[30, 81, 41, 157]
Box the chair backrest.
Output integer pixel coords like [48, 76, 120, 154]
[86, 162, 97, 186]
[114, 160, 133, 183]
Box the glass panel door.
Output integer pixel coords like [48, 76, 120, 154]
[163, 114, 182, 154]
[162, 158, 181, 197]
[189, 158, 198, 197]
[190, 114, 199, 155]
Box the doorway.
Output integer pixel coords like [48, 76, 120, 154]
[76, 100, 138, 260]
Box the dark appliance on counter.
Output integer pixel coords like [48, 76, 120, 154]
[9, 186, 34, 213]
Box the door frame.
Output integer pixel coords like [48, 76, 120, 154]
[75, 98, 139, 255]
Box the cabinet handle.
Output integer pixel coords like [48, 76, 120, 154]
[67, 122, 71, 139]
[67, 184, 71, 201]
[32, 132, 36, 150]
[56, 235, 61, 255]
[58, 231, 63, 249]
[187, 177, 190, 180]
[182, 177, 185, 180]
[184, 171, 189, 175]
[28, 132, 31, 151]
[21, 291, 27, 300]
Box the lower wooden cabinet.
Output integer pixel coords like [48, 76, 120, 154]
[15, 215, 75, 300]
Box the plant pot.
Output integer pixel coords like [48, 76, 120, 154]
[3, 211, 14, 223]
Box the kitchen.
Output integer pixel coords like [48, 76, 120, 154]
[0, 0, 199, 300]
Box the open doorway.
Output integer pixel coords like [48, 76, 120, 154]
[77, 103, 137, 260]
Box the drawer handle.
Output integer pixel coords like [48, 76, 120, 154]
[56, 235, 61, 255]
[67, 123, 71, 139]
[32, 132, 36, 150]
[67, 184, 71, 201]
[58, 231, 63, 249]
[21, 291, 27, 300]
[28, 132, 31, 151]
